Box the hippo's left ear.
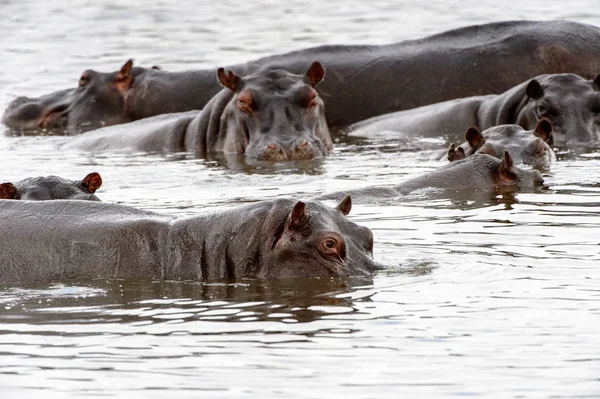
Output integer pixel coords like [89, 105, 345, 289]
[447, 143, 466, 162]
[287, 201, 309, 231]
[336, 195, 352, 216]
[305, 62, 325, 87]
[534, 118, 553, 142]
[0, 182, 18, 199]
[497, 151, 518, 185]
[465, 126, 485, 149]
[81, 172, 102, 194]
[526, 79, 544, 99]
[217, 68, 242, 92]
[115, 59, 134, 93]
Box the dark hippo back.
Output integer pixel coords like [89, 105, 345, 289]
[0, 173, 102, 201]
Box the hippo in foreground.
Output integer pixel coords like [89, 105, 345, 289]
[347, 73, 600, 146]
[5, 20, 600, 135]
[446, 120, 556, 167]
[315, 152, 544, 202]
[0, 173, 102, 201]
[0, 197, 380, 285]
[62, 63, 332, 161]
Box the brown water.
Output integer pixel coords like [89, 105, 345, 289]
[1, 1, 600, 397]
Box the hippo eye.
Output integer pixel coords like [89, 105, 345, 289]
[305, 89, 319, 109]
[325, 239, 336, 249]
[237, 91, 255, 115]
[536, 105, 547, 116]
[79, 74, 89, 87]
[320, 236, 346, 261]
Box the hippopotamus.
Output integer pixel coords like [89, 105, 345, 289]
[0, 173, 102, 201]
[347, 73, 600, 146]
[315, 152, 544, 202]
[446, 120, 556, 167]
[0, 196, 381, 285]
[5, 20, 600, 134]
[62, 63, 332, 161]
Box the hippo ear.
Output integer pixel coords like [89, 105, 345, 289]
[115, 59, 134, 92]
[81, 172, 102, 194]
[336, 195, 352, 216]
[497, 151, 518, 184]
[287, 201, 308, 231]
[447, 143, 466, 162]
[526, 79, 543, 99]
[0, 183, 18, 199]
[151, 65, 161, 70]
[465, 126, 484, 149]
[217, 68, 242, 92]
[305, 61, 325, 87]
[534, 118, 553, 142]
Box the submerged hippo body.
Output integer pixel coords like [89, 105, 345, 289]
[316, 152, 544, 202]
[0, 197, 379, 285]
[447, 121, 556, 167]
[0, 173, 102, 201]
[63, 63, 332, 161]
[5, 20, 600, 134]
[347, 73, 600, 146]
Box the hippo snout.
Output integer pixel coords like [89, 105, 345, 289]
[255, 138, 326, 161]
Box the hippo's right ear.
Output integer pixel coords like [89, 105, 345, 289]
[81, 172, 102, 194]
[305, 61, 325, 87]
[497, 151, 518, 185]
[217, 68, 242, 92]
[115, 59, 134, 93]
[465, 126, 485, 149]
[287, 201, 309, 231]
[0, 183, 18, 199]
[336, 195, 352, 216]
[534, 118, 553, 142]
[447, 143, 466, 162]
[526, 79, 544, 99]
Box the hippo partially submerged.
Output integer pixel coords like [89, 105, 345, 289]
[347, 73, 600, 146]
[316, 152, 544, 202]
[0, 173, 102, 201]
[0, 197, 380, 285]
[62, 63, 332, 161]
[5, 20, 600, 134]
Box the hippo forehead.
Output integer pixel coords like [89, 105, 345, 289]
[539, 74, 595, 96]
[304, 201, 372, 243]
[483, 124, 525, 139]
[243, 69, 309, 94]
[15, 176, 89, 200]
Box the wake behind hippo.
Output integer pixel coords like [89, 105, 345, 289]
[316, 152, 544, 202]
[347, 73, 600, 146]
[0, 197, 380, 285]
[0, 173, 102, 201]
[5, 20, 600, 135]
[62, 63, 332, 161]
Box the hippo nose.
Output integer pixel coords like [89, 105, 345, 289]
[261, 143, 289, 161]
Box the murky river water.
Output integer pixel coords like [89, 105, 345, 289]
[1, 1, 600, 397]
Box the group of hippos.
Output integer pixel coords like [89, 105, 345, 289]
[2, 20, 600, 285]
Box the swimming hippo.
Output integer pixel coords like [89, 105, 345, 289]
[5, 20, 600, 134]
[62, 63, 332, 161]
[446, 120, 556, 167]
[0, 173, 102, 201]
[315, 152, 544, 202]
[347, 73, 600, 146]
[0, 196, 380, 285]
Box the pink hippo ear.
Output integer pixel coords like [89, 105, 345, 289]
[336, 195, 352, 216]
[217, 68, 242, 92]
[447, 143, 466, 162]
[534, 118, 553, 142]
[82, 172, 102, 194]
[115, 59, 134, 93]
[287, 201, 309, 231]
[526, 79, 544, 99]
[497, 151, 518, 185]
[305, 61, 325, 87]
[465, 126, 485, 149]
[0, 182, 18, 199]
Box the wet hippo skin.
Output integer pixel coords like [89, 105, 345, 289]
[62, 63, 332, 161]
[347, 73, 600, 146]
[315, 152, 544, 202]
[0, 173, 102, 201]
[0, 197, 381, 285]
[5, 20, 600, 134]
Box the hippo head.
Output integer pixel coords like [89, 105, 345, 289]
[488, 151, 545, 190]
[448, 120, 555, 167]
[259, 196, 381, 278]
[215, 62, 333, 160]
[2, 60, 138, 135]
[515, 73, 600, 145]
[0, 172, 102, 201]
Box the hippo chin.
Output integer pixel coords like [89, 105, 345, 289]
[0, 173, 102, 201]
[6, 20, 600, 134]
[316, 152, 544, 202]
[347, 73, 600, 147]
[62, 63, 332, 161]
[0, 197, 381, 285]
[447, 120, 556, 167]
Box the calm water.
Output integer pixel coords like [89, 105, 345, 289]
[1, 1, 600, 398]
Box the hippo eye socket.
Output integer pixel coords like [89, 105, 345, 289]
[320, 236, 346, 261]
[305, 89, 319, 109]
[79, 74, 89, 87]
[537, 105, 547, 116]
[237, 91, 255, 115]
[325, 239, 336, 249]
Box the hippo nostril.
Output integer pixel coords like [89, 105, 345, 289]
[300, 140, 309, 148]
[267, 144, 279, 151]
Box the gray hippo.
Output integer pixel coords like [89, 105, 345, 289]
[62, 63, 332, 161]
[0, 196, 381, 285]
[5, 20, 600, 134]
[315, 152, 544, 202]
[446, 120, 555, 167]
[346, 73, 600, 146]
[0, 173, 102, 201]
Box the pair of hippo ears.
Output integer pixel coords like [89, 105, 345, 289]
[217, 61, 326, 92]
[286, 196, 352, 230]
